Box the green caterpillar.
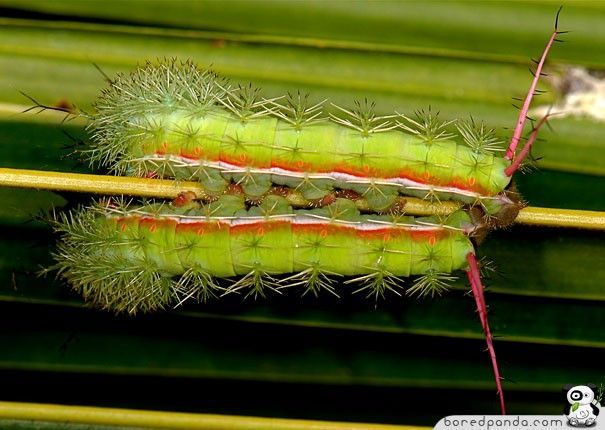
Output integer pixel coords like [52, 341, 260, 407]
[52, 194, 475, 314]
[84, 59, 524, 221]
[55, 195, 475, 313]
[51, 193, 504, 412]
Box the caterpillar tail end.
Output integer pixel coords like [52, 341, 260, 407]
[466, 252, 506, 415]
[49, 203, 182, 315]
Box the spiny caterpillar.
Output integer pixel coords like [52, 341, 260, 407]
[78, 51, 550, 224]
[51, 193, 503, 413]
[52, 195, 476, 314]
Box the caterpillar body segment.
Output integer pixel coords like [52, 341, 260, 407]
[86, 61, 518, 219]
[52, 195, 478, 314]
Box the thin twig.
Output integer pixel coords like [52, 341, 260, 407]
[1, 167, 604, 230]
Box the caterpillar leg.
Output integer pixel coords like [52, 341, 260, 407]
[505, 7, 562, 160]
[466, 252, 506, 415]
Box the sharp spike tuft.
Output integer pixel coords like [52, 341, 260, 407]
[347, 268, 404, 302]
[396, 107, 455, 144]
[330, 99, 396, 137]
[280, 265, 340, 298]
[225, 266, 281, 300]
[456, 118, 505, 155]
[173, 267, 222, 306]
[219, 82, 276, 123]
[406, 270, 456, 298]
[271, 91, 326, 130]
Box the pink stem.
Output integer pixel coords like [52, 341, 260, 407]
[466, 252, 506, 415]
[505, 22, 560, 160]
[504, 114, 549, 176]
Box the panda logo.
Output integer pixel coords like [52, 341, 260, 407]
[564, 384, 601, 427]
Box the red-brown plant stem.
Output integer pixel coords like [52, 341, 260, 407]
[505, 13, 561, 160]
[504, 114, 550, 176]
[466, 252, 506, 415]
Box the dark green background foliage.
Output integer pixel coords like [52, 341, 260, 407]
[0, 1, 604, 427]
